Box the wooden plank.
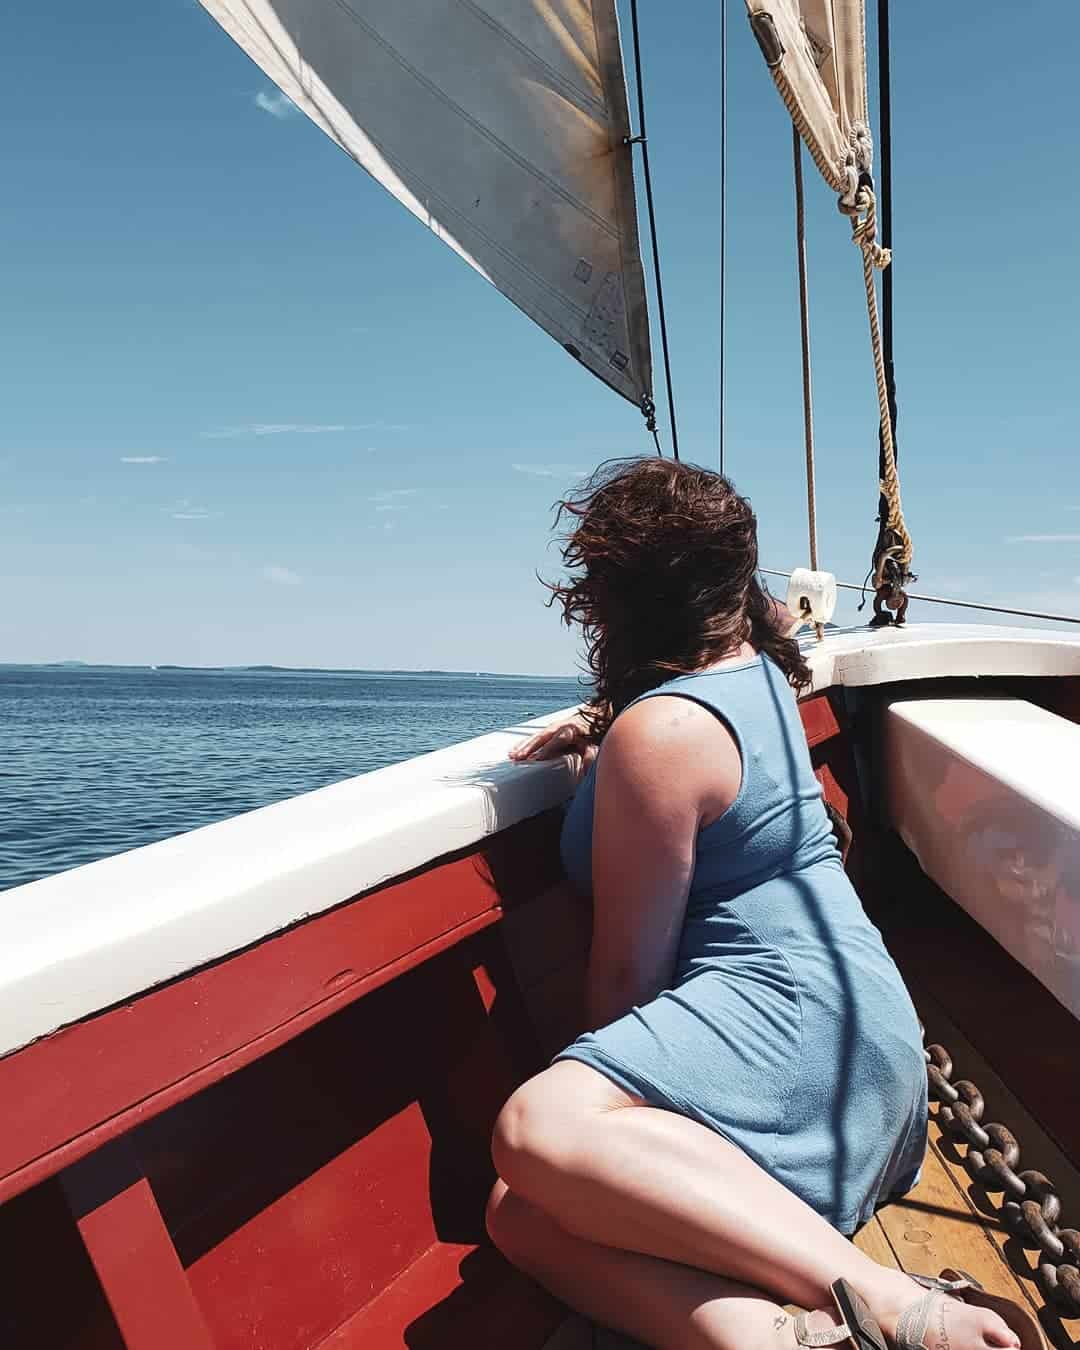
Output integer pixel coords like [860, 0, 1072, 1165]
[911, 983, 1080, 1344]
[914, 983, 1080, 1230]
[875, 1134, 1032, 1305]
[854, 1214, 903, 1270]
[60, 1137, 215, 1350]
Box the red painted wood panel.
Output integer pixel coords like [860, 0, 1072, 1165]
[799, 691, 842, 748]
[61, 1138, 215, 1349]
[322, 1242, 563, 1350]
[0, 811, 562, 1205]
[122, 939, 522, 1350]
[193, 1100, 437, 1350]
[0, 1175, 124, 1349]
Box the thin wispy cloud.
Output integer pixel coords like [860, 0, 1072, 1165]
[166, 499, 216, 521]
[203, 423, 349, 439]
[202, 422, 411, 439]
[121, 455, 168, 464]
[254, 89, 299, 121]
[369, 488, 418, 505]
[512, 463, 587, 480]
[1006, 533, 1080, 543]
[263, 564, 301, 586]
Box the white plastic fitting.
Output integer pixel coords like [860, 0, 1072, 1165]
[785, 568, 837, 634]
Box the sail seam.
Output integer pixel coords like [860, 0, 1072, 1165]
[327, 0, 619, 239]
[346, 135, 639, 394]
[451, 0, 607, 119]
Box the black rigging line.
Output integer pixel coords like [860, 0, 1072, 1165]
[876, 0, 898, 511]
[627, 0, 680, 461]
[719, 0, 727, 476]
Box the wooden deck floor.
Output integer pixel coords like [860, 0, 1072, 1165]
[541, 990, 1080, 1350]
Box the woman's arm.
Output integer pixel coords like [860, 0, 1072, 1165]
[586, 696, 741, 1030]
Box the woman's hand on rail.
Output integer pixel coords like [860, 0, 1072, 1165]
[509, 711, 592, 763]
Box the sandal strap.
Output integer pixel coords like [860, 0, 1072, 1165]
[895, 1292, 936, 1350]
[908, 1273, 972, 1295]
[794, 1312, 853, 1347]
[896, 1270, 989, 1350]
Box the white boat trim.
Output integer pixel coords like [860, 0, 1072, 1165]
[804, 622, 1080, 691]
[886, 696, 1080, 1024]
[3, 623, 1080, 1059]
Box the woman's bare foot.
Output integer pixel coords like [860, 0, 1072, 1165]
[870, 1275, 1022, 1350]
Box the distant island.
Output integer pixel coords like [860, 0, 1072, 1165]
[4, 661, 579, 681]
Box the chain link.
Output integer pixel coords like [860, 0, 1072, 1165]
[924, 1035, 1080, 1318]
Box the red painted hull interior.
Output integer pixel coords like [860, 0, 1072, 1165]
[1, 684, 1078, 1348]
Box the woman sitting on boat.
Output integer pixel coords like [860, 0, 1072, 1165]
[491, 458, 1034, 1350]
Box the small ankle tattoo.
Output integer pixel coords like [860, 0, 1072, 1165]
[773, 1314, 788, 1331]
[933, 1301, 950, 1350]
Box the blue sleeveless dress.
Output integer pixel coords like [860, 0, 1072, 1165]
[556, 654, 927, 1234]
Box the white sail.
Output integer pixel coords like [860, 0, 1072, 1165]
[745, 0, 872, 198]
[199, 0, 653, 407]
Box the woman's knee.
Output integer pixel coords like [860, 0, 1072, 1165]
[491, 1074, 575, 1186]
[492, 1062, 634, 1190]
[492, 1081, 557, 1185]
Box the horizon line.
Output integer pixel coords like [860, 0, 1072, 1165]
[1, 659, 582, 681]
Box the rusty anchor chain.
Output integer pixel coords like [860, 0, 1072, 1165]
[925, 1040, 1080, 1317]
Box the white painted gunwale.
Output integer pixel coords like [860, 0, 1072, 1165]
[886, 697, 1080, 1023]
[3, 623, 1080, 1059]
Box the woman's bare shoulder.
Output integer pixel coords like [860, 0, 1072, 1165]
[600, 694, 741, 820]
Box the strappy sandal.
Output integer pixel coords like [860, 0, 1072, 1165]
[795, 1279, 886, 1349]
[897, 1269, 1046, 1350]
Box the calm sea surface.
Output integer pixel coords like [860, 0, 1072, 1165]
[0, 665, 582, 891]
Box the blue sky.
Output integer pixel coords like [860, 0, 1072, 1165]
[2, 3, 1077, 674]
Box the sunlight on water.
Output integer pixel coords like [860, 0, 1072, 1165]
[0, 666, 581, 891]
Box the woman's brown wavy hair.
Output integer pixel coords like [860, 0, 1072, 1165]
[547, 457, 811, 739]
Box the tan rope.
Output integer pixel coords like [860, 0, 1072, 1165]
[792, 127, 825, 643]
[844, 185, 913, 589]
[769, 66, 846, 194]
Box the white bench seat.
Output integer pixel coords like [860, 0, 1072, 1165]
[886, 698, 1080, 1023]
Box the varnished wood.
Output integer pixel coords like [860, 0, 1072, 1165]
[910, 983, 1080, 1348]
[854, 1214, 903, 1270]
[874, 1133, 1034, 1309]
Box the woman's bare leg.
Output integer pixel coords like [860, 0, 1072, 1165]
[487, 1180, 838, 1350]
[492, 1062, 1019, 1350]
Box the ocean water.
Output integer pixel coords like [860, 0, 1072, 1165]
[0, 664, 582, 891]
